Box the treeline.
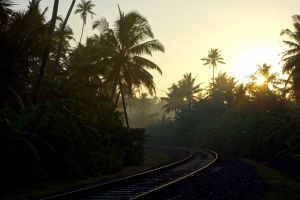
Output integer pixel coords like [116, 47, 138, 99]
[148, 16, 300, 176]
[0, 0, 163, 189]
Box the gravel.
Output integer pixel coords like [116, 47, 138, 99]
[153, 154, 265, 200]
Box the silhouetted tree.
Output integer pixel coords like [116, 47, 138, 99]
[75, 0, 95, 44]
[201, 48, 225, 84]
[92, 6, 165, 128]
[54, 0, 76, 71]
[249, 63, 279, 91]
[162, 73, 201, 117]
[178, 73, 201, 108]
[281, 15, 300, 104]
[207, 72, 236, 106]
[162, 84, 184, 119]
[34, 0, 59, 102]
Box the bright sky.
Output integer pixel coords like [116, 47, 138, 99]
[14, 0, 300, 96]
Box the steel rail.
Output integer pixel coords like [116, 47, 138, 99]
[132, 149, 218, 199]
[41, 147, 193, 200]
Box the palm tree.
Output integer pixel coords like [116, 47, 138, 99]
[162, 73, 201, 118]
[34, 0, 59, 102]
[75, 0, 95, 44]
[201, 48, 225, 84]
[281, 15, 300, 104]
[161, 84, 184, 119]
[53, 21, 74, 66]
[92, 6, 165, 128]
[248, 64, 279, 107]
[54, 0, 76, 71]
[178, 73, 201, 108]
[208, 72, 236, 105]
[249, 63, 279, 90]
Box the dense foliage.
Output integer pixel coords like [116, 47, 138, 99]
[0, 0, 163, 191]
[149, 48, 300, 177]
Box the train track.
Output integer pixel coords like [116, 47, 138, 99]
[42, 147, 217, 200]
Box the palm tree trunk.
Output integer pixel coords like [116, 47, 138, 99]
[212, 65, 215, 85]
[54, 0, 76, 72]
[293, 71, 300, 104]
[119, 81, 129, 129]
[114, 90, 121, 108]
[34, 0, 59, 102]
[110, 70, 121, 102]
[79, 21, 85, 44]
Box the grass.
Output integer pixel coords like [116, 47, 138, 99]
[243, 159, 300, 200]
[2, 147, 171, 200]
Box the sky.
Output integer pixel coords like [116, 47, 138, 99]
[14, 0, 300, 96]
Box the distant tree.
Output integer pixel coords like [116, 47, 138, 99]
[249, 63, 279, 90]
[201, 48, 225, 84]
[75, 0, 95, 44]
[162, 73, 201, 118]
[234, 83, 249, 106]
[178, 73, 202, 108]
[281, 15, 300, 104]
[162, 84, 184, 119]
[247, 64, 280, 110]
[207, 72, 236, 106]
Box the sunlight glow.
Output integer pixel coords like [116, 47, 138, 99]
[255, 76, 266, 85]
[229, 45, 281, 85]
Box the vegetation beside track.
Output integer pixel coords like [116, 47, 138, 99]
[244, 159, 300, 200]
[1, 147, 173, 200]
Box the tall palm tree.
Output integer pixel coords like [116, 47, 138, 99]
[34, 0, 59, 102]
[281, 15, 300, 104]
[75, 0, 95, 44]
[92, 6, 165, 128]
[53, 21, 74, 65]
[54, 0, 76, 71]
[201, 48, 225, 84]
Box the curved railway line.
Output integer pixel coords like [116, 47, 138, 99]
[42, 147, 218, 200]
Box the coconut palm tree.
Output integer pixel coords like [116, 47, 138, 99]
[178, 73, 202, 108]
[34, 0, 59, 102]
[208, 72, 236, 106]
[54, 0, 76, 71]
[53, 21, 74, 66]
[75, 0, 95, 44]
[249, 63, 279, 90]
[162, 73, 201, 118]
[161, 84, 184, 119]
[201, 48, 225, 84]
[92, 6, 165, 128]
[247, 64, 280, 107]
[281, 15, 300, 104]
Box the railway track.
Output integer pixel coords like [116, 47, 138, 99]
[42, 147, 217, 200]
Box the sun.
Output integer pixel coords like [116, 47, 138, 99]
[254, 76, 266, 85]
[229, 45, 281, 85]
